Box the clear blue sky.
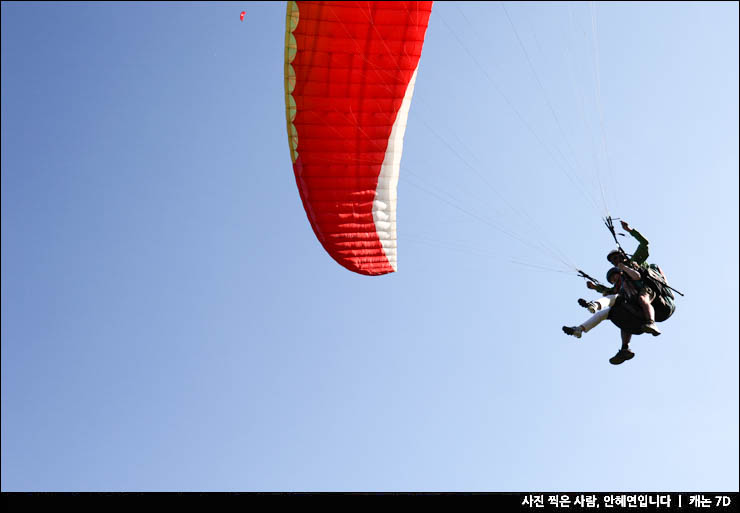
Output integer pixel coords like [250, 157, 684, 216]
[1, 1, 737, 492]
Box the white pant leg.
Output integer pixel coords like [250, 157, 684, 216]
[581, 308, 610, 333]
[594, 294, 617, 310]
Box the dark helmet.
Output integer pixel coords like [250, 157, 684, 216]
[606, 267, 622, 284]
[606, 249, 623, 264]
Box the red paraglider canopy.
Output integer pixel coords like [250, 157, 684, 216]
[283, 1, 433, 276]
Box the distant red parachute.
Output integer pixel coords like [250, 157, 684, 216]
[240, 11, 246, 21]
[283, 1, 433, 275]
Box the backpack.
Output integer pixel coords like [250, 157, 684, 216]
[641, 264, 675, 301]
[653, 295, 676, 323]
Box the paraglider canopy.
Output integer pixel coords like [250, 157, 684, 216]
[283, 1, 433, 276]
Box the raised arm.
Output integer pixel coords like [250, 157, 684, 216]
[621, 221, 649, 264]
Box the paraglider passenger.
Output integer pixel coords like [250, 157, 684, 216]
[563, 268, 638, 365]
[562, 267, 621, 340]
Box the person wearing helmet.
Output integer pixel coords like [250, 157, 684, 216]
[563, 267, 641, 365]
[562, 268, 621, 339]
[563, 267, 637, 365]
